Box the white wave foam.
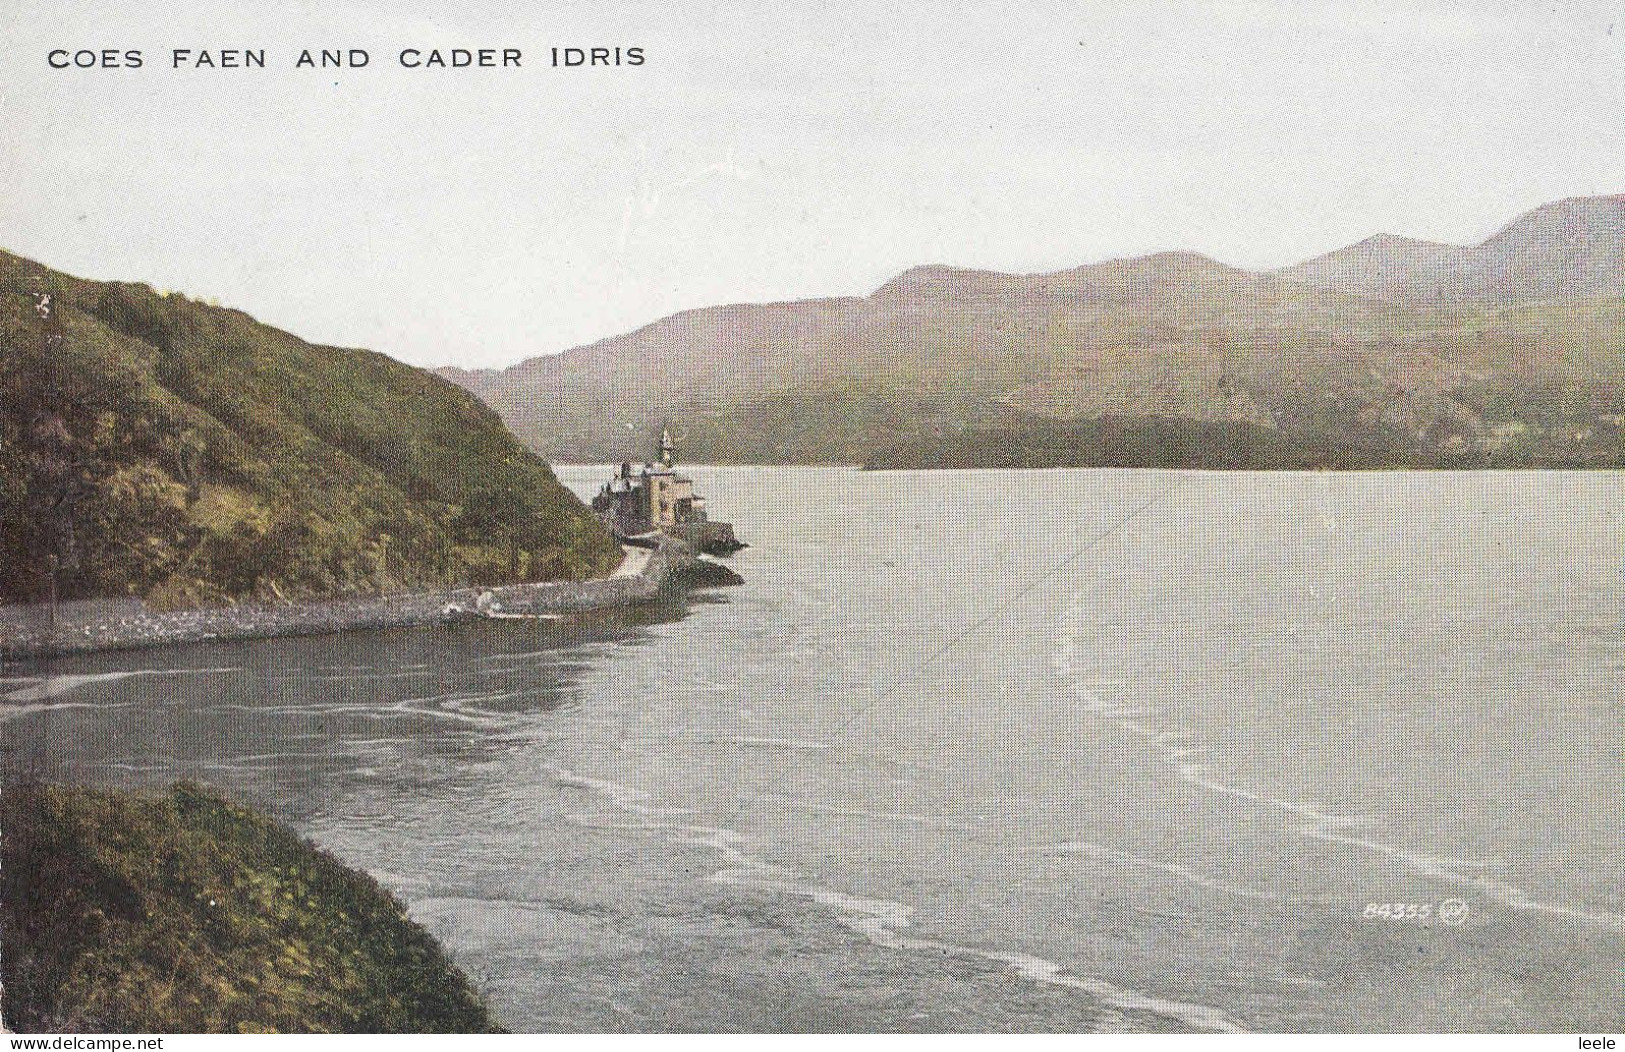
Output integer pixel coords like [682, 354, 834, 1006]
[305, 669, 440, 682]
[1047, 839, 1290, 902]
[479, 643, 617, 663]
[546, 764, 686, 818]
[0, 700, 139, 723]
[1304, 825, 1625, 932]
[1051, 586, 1625, 935]
[764, 880, 1245, 1033]
[540, 758, 1245, 1032]
[386, 692, 525, 726]
[2, 667, 242, 703]
[198, 750, 344, 765]
[720, 736, 832, 752]
[794, 802, 977, 830]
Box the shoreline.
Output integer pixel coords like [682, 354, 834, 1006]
[0, 539, 702, 662]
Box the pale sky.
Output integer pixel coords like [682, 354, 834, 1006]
[3, 0, 1622, 368]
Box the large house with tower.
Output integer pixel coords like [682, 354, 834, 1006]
[590, 430, 744, 554]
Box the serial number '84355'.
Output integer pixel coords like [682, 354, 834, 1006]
[1362, 900, 1471, 924]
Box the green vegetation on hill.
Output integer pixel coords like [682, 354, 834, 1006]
[865, 415, 1401, 471]
[477, 290, 1625, 471]
[0, 250, 621, 607]
[439, 197, 1625, 470]
[0, 781, 499, 1033]
[862, 412, 1622, 471]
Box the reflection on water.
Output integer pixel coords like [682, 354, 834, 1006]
[3, 468, 1622, 1032]
[3, 598, 694, 822]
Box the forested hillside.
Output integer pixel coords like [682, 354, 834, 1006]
[0, 251, 620, 607]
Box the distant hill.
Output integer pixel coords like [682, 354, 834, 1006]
[436, 196, 1625, 470]
[1278, 195, 1625, 304]
[0, 251, 620, 607]
[1275, 233, 1475, 302]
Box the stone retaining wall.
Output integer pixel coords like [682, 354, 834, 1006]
[0, 542, 691, 660]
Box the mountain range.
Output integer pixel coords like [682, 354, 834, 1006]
[1279, 195, 1625, 304]
[438, 195, 1625, 469]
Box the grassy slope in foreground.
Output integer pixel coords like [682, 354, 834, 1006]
[0, 250, 620, 608]
[0, 781, 500, 1033]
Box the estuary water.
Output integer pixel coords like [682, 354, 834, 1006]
[3, 468, 1621, 1032]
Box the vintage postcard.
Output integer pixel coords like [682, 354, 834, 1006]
[0, 0, 1620, 1040]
